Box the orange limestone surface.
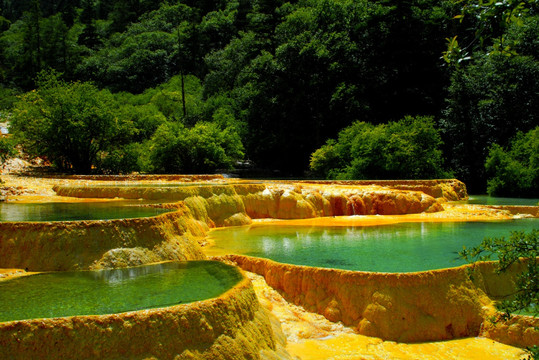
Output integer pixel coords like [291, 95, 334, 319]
[296, 179, 468, 201]
[224, 255, 538, 347]
[0, 271, 292, 360]
[2, 175, 536, 359]
[481, 313, 539, 350]
[220, 202, 516, 231]
[0, 203, 207, 271]
[53, 180, 449, 227]
[0, 268, 31, 280]
[246, 269, 527, 360]
[238, 183, 444, 218]
[287, 333, 528, 360]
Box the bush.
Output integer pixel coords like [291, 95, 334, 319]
[148, 121, 244, 174]
[460, 229, 538, 359]
[485, 127, 539, 197]
[0, 136, 15, 165]
[310, 116, 450, 180]
[441, 53, 539, 192]
[10, 72, 135, 173]
[98, 143, 145, 175]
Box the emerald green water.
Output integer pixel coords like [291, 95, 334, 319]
[0, 261, 242, 322]
[466, 195, 539, 206]
[0, 202, 171, 222]
[82, 181, 263, 188]
[208, 218, 538, 273]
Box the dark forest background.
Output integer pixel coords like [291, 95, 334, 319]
[0, 0, 537, 195]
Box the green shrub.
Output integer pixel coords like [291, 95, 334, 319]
[98, 143, 145, 175]
[441, 53, 539, 192]
[485, 127, 539, 197]
[148, 121, 244, 174]
[310, 116, 450, 180]
[460, 229, 538, 359]
[10, 72, 136, 173]
[0, 136, 15, 165]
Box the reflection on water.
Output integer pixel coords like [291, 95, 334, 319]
[0, 202, 171, 222]
[208, 218, 539, 273]
[467, 195, 539, 206]
[89, 262, 172, 284]
[0, 261, 242, 322]
[81, 181, 264, 188]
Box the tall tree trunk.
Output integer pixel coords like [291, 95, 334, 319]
[177, 27, 186, 118]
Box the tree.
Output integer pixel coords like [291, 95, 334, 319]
[460, 229, 538, 358]
[109, 0, 139, 33]
[442, 0, 538, 67]
[0, 136, 14, 165]
[78, 0, 102, 50]
[201, 0, 456, 175]
[440, 0, 538, 193]
[0, 9, 85, 88]
[234, 0, 391, 173]
[485, 127, 539, 197]
[199, 5, 237, 52]
[440, 53, 539, 192]
[310, 116, 450, 180]
[10, 72, 134, 173]
[0, 7, 10, 32]
[77, 3, 197, 92]
[148, 121, 244, 174]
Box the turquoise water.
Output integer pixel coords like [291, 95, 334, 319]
[466, 195, 539, 206]
[208, 218, 539, 273]
[81, 181, 263, 188]
[0, 261, 242, 322]
[0, 202, 172, 222]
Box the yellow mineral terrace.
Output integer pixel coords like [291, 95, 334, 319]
[0, 269, 291, 360]
[223, 255, 538, 348]
[52, 179, 455, 226]
[0, 203, 207, 271]
[0, 175, 537, 359]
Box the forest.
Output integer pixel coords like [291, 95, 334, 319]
[0, 0, 537, 195]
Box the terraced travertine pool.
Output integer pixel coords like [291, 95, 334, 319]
[0, 261, 242, 322]
[0, 177, 536, 359]
[207, 218, 538, 273]
[0, 201, 171, 222]
[466, 195, 538, 206]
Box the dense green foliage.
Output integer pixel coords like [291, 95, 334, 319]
[10, 72, 133, 173]
[441, 47, 539, 192]
[0, 0, 537, 186]
[9, 71, 244, 174]
[485, 127, 539, 197]
[310, 116, 449, 180]
[439, 1, 539, 192]
[148, 121, 243, 173]
[460, 229, 538, 358]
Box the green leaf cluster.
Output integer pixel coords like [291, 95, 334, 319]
[459, 229, 538, 358]
[9, 70, 245, 174]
